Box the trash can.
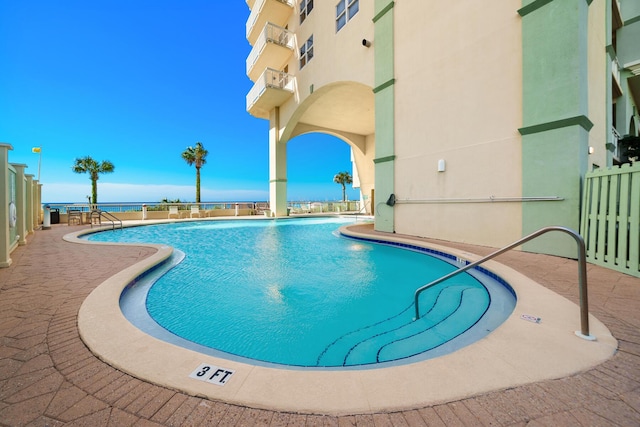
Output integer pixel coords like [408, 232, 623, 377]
[43, 205, 51, 230]
[50, 208, 60, 224]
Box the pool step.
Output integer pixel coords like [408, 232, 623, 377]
[317, 285, 489, 367]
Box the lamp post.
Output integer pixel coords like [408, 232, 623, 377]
[31, 146, 42, 181]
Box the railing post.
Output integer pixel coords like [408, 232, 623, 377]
[573, 231, 594, 340]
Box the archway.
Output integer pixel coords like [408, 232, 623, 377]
[268, 81, 375, 216]
[287, 133, 359, 202]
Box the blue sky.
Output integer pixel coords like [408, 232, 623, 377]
[0, 1, 359, 203]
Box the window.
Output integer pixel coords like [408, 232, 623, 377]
[300, 0, 313, 24]
[299, 35, 314, 69]
[336, 0, 358, 32]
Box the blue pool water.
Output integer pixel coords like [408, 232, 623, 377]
[87, 217, 516, 369]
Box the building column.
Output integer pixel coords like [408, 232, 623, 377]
[34, 181, 42, 228]
[518, 0, 593, 257]
[25, 174, 34, 235]
[0, 143, 14, 267]
[269, 107, 288, 217]
[373, 0, 396, 233]
[10, 163, 28, 245]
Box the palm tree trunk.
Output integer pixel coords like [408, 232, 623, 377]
[342, 184, 346, 202]
[91, 177, 98, 204]
[196, 166, 201, 203]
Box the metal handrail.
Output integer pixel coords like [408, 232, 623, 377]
[413, 226, 595, 340]
[90, 210, 122, 231]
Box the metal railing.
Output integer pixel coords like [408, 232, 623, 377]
[90, 210, 122, 230]
[612, 58, 621, 85]
[287, 200, 361, 214]
[46, 201, 361, 216]
[246, 67, 295, 110]
[48, 202, 258, 214]
[246, 0, 294, 41]
[413, 226, 595, 340]
[610, 126, 623, 160]
[246, 22, 294, 75]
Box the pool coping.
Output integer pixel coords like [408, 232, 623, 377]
[70, 219, 617, 415]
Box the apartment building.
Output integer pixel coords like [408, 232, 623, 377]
[245, 0, 640, 258]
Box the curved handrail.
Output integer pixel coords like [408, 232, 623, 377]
[90, 210, 123, 231]
[413, 226, 594, 340]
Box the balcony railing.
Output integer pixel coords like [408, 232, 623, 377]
[246, 0, 294, 45]
[610, 126, 623, 161]
[288, 201, 362, 214]
[612, 58, 623, 99]
[246, 68, 295, 119]
[247, 23, 294, 82]
[42, 201, 364, 222]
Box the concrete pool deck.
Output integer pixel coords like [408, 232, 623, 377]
[1, 220, 639, 425]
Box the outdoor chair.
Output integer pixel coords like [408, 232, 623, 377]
[67, 209, 82, 225]
[190, 205, 202, 218]
[168, 206, 180, 219]
[254, 202, 269, 215]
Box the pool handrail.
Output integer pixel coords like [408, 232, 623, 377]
[413, 226, 595, 340]
[89, 209, 123, 231]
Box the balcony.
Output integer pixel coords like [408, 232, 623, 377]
[612, 0, 623, 31]
[246, 0, 294, 45]
[246, 23, 294, 82]
[246, 68, 295, 119]
[609, 126, 623, 162]
[625, 61, 640, 110]
[612, 58, 623, 99]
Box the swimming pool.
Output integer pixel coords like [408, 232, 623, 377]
[87, 217, 516, 368]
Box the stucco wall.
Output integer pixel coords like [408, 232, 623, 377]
[588, 0, 608, 169]
[278, 1, 375, 132]
[392, 1, 524, 247]
[266, 2, 377, 214]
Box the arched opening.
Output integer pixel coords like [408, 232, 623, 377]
[268, 81, 375, 216]
[287, 133, 360, 202]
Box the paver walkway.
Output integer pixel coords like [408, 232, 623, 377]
[0, 223, 639, 426]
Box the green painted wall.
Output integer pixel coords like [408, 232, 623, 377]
[520, 0, 593, 257]
[373, 0, 395, 232]
[616, 1, 640, 138]
[522, 2, 589, 123]
[620, 0, 640, 18]
[522, 127, 590, 254]
[606, 0, 614, 166]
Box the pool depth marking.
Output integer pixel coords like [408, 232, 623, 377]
[189, 363, 234, 386]
[72, 221, 618, 414]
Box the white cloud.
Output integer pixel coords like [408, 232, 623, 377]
[42, 182, 269, 203]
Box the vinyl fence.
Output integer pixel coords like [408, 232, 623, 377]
[580, 162, 640, 278]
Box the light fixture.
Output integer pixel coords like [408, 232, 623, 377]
[362, 39, 371, 48]
[386, 194, 396, 206]
[588, 146, 595, 155]
[438, 159, 446, 172]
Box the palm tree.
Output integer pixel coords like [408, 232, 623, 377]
[72, 156, 115, 204]
[333, 171, 353, 202]
[181, 142, 208, 203]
